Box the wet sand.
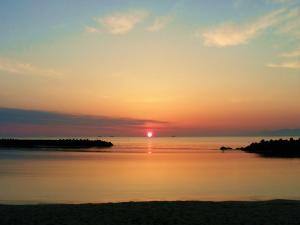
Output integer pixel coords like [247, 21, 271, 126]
[0, 200, 299, 225]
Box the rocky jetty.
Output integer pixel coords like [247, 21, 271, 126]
[0, 139, 113, 149]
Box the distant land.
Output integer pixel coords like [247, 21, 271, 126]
[252, 129, 300, 137]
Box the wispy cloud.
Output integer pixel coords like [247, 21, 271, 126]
[267, 61, 300, 69]
[199, 8, 286, 47]
[280, 48, 300, 57]
[0, 108, 167, 136]
[266, 0, 293, 3]
[0, 58, 63, 77]
[0, 108, 166, 127]
[98, 10, 148, 35]
[234, 0, 293, 9]
[85, 26, 100, 33]
[146, 15, 173, 32]
[146, 0, 185, 32]
[277, 8, 300, 38]
[268, 47, 300, 69]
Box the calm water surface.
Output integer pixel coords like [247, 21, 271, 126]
[0, 137, 299, 204]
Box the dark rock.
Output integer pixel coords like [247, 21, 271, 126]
[220, 146, 232, 150]
[238, 138, 300, 158]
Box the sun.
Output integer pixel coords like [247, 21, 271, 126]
[147, 131, 153, 138]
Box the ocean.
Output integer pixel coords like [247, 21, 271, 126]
[0, 136, 299, 204]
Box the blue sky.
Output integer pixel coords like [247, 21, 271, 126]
[0, 0, 297, 48]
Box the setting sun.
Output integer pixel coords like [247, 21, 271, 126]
[147, 131, 153, 138]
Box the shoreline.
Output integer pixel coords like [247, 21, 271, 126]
[1, 200, 299, 225]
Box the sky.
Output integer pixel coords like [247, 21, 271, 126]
[0, 0, 300, 136]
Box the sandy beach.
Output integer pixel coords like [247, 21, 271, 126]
[1, 200, 299, 225]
